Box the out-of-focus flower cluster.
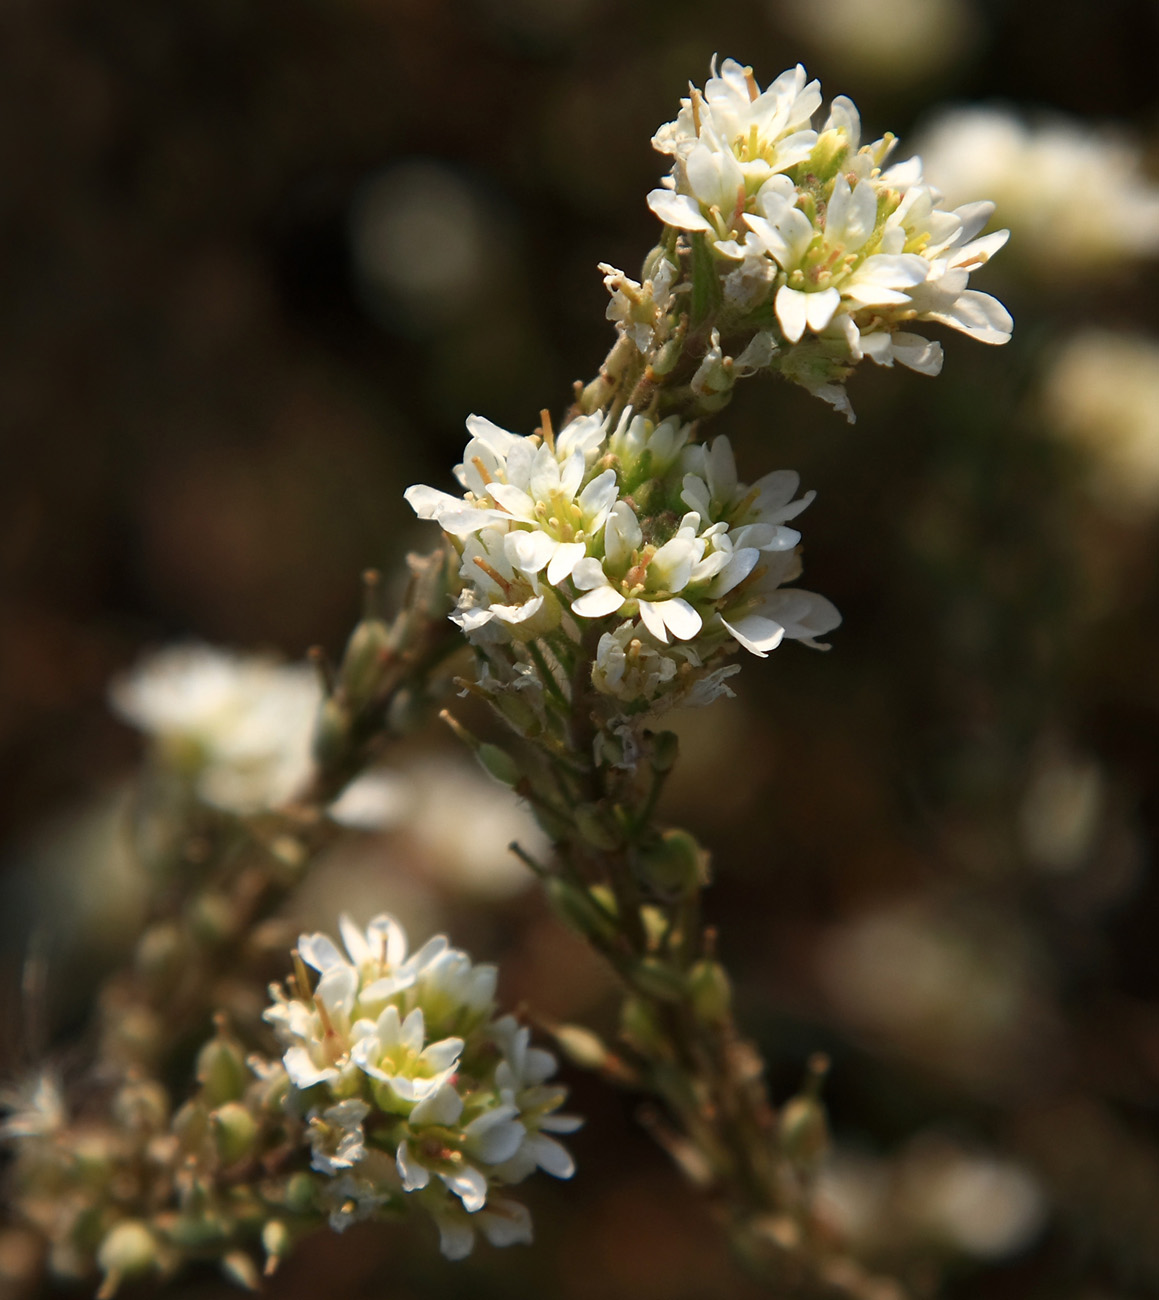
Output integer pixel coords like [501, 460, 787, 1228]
[406, 409, 839, 717]
[1040, 329, 1159, 515]
[916, 106, 1159, 274]
[110, 644, 398, 823]
[632, 58, 1010, 418]
[265, 914, 580, 1259]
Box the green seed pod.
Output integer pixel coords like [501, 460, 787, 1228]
[211, 1102, 259, 1166]
[476, 742, 521, 787]
[196, 1031, 248, 1106]
[688, 958, 732, 1025]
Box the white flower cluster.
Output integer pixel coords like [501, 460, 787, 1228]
[110, 644, 399, 821]
[644, 58, 1011, 416]
[405, 409, 839, 712]
[916, 106, 1159, 273]
[264, 914, 579, 1260]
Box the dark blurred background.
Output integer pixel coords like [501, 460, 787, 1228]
[3, 0, 1159, 1296]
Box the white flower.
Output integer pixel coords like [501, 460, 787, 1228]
[643, 58, 1012, 415]
[600, 259, 678, 352]
[915, 106, 1159, 273]
[307, 1098, 370, 1175]
[110, 643, 403, 821]
[0, 1072, 66, 1141]
[262, 914, 580, 1259]
[351, 1005, 464, 1106]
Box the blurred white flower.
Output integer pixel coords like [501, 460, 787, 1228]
[916, 107, 1159, 272]
[1040, 330, 1159, 514]
[779, 0, 981, 84]
[111, 644, 404, 821]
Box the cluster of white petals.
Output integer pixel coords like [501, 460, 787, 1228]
[645, 58, 1011, 417]
[110, 644, 400, 821]
[916, 106, 1159, 273]
[405, 409, 839, 712]
[264, 914, 579, 1259]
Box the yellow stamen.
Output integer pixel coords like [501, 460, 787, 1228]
[539, 408, 555, 452]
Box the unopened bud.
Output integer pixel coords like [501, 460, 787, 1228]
[285, 1172, 317, 1215]
[778, 1095, 828, 1168]
[553, 1023, 613, 1072]
[312, 697, 351, 770]
[196, 1029, 248, 1106]
[638, 828, 702, 897]
[96, 1222, 157, 1297]
[261, 1221, 291, 1276]
[476, 742, 521, 787]
[172, 1099, 209, 1152]
[221, 1250, 260, 1291]
[340, 617, 392, 708]
[620, 995, 668, 1056]
[211, 1102, 259, 1165]
[573, 803, 620, 851]
[688, 959, 732, 1024]
[544, 878, 618, 946]
[113, 1080, 169, 1133]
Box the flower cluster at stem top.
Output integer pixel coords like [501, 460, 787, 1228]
[264, 914, 580, 1260]
[405, 408, 840, 711]
[633, 57, 1011, 418]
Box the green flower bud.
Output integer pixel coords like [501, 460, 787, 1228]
[476, 742, 521, 787]
[340, 617, 392, 708]
[96, 1221, 158, 1297]
[553, 1023, 613, 1072]
[778, 1095, 828, 1169]
[285, 1172, 318, 1215]
[545, 878, 618, 946]
[211, 1102, 259, 1165]
[196, 1030, 248, 1106]
[638, 828, 703, 897]
[312, 697, 351, 770]
[688, 959, 732, 1025]
[573, 803, 620, 851]
[619, 995, 669, 1056]
[261, 1220, 291, 1276]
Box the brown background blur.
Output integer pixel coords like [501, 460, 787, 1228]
[3, 1, 1159, 1297]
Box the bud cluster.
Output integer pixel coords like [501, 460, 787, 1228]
[617, 57, 1011, 419]
[406, 408, 839, 718]
[264, 914, 580, 1260]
